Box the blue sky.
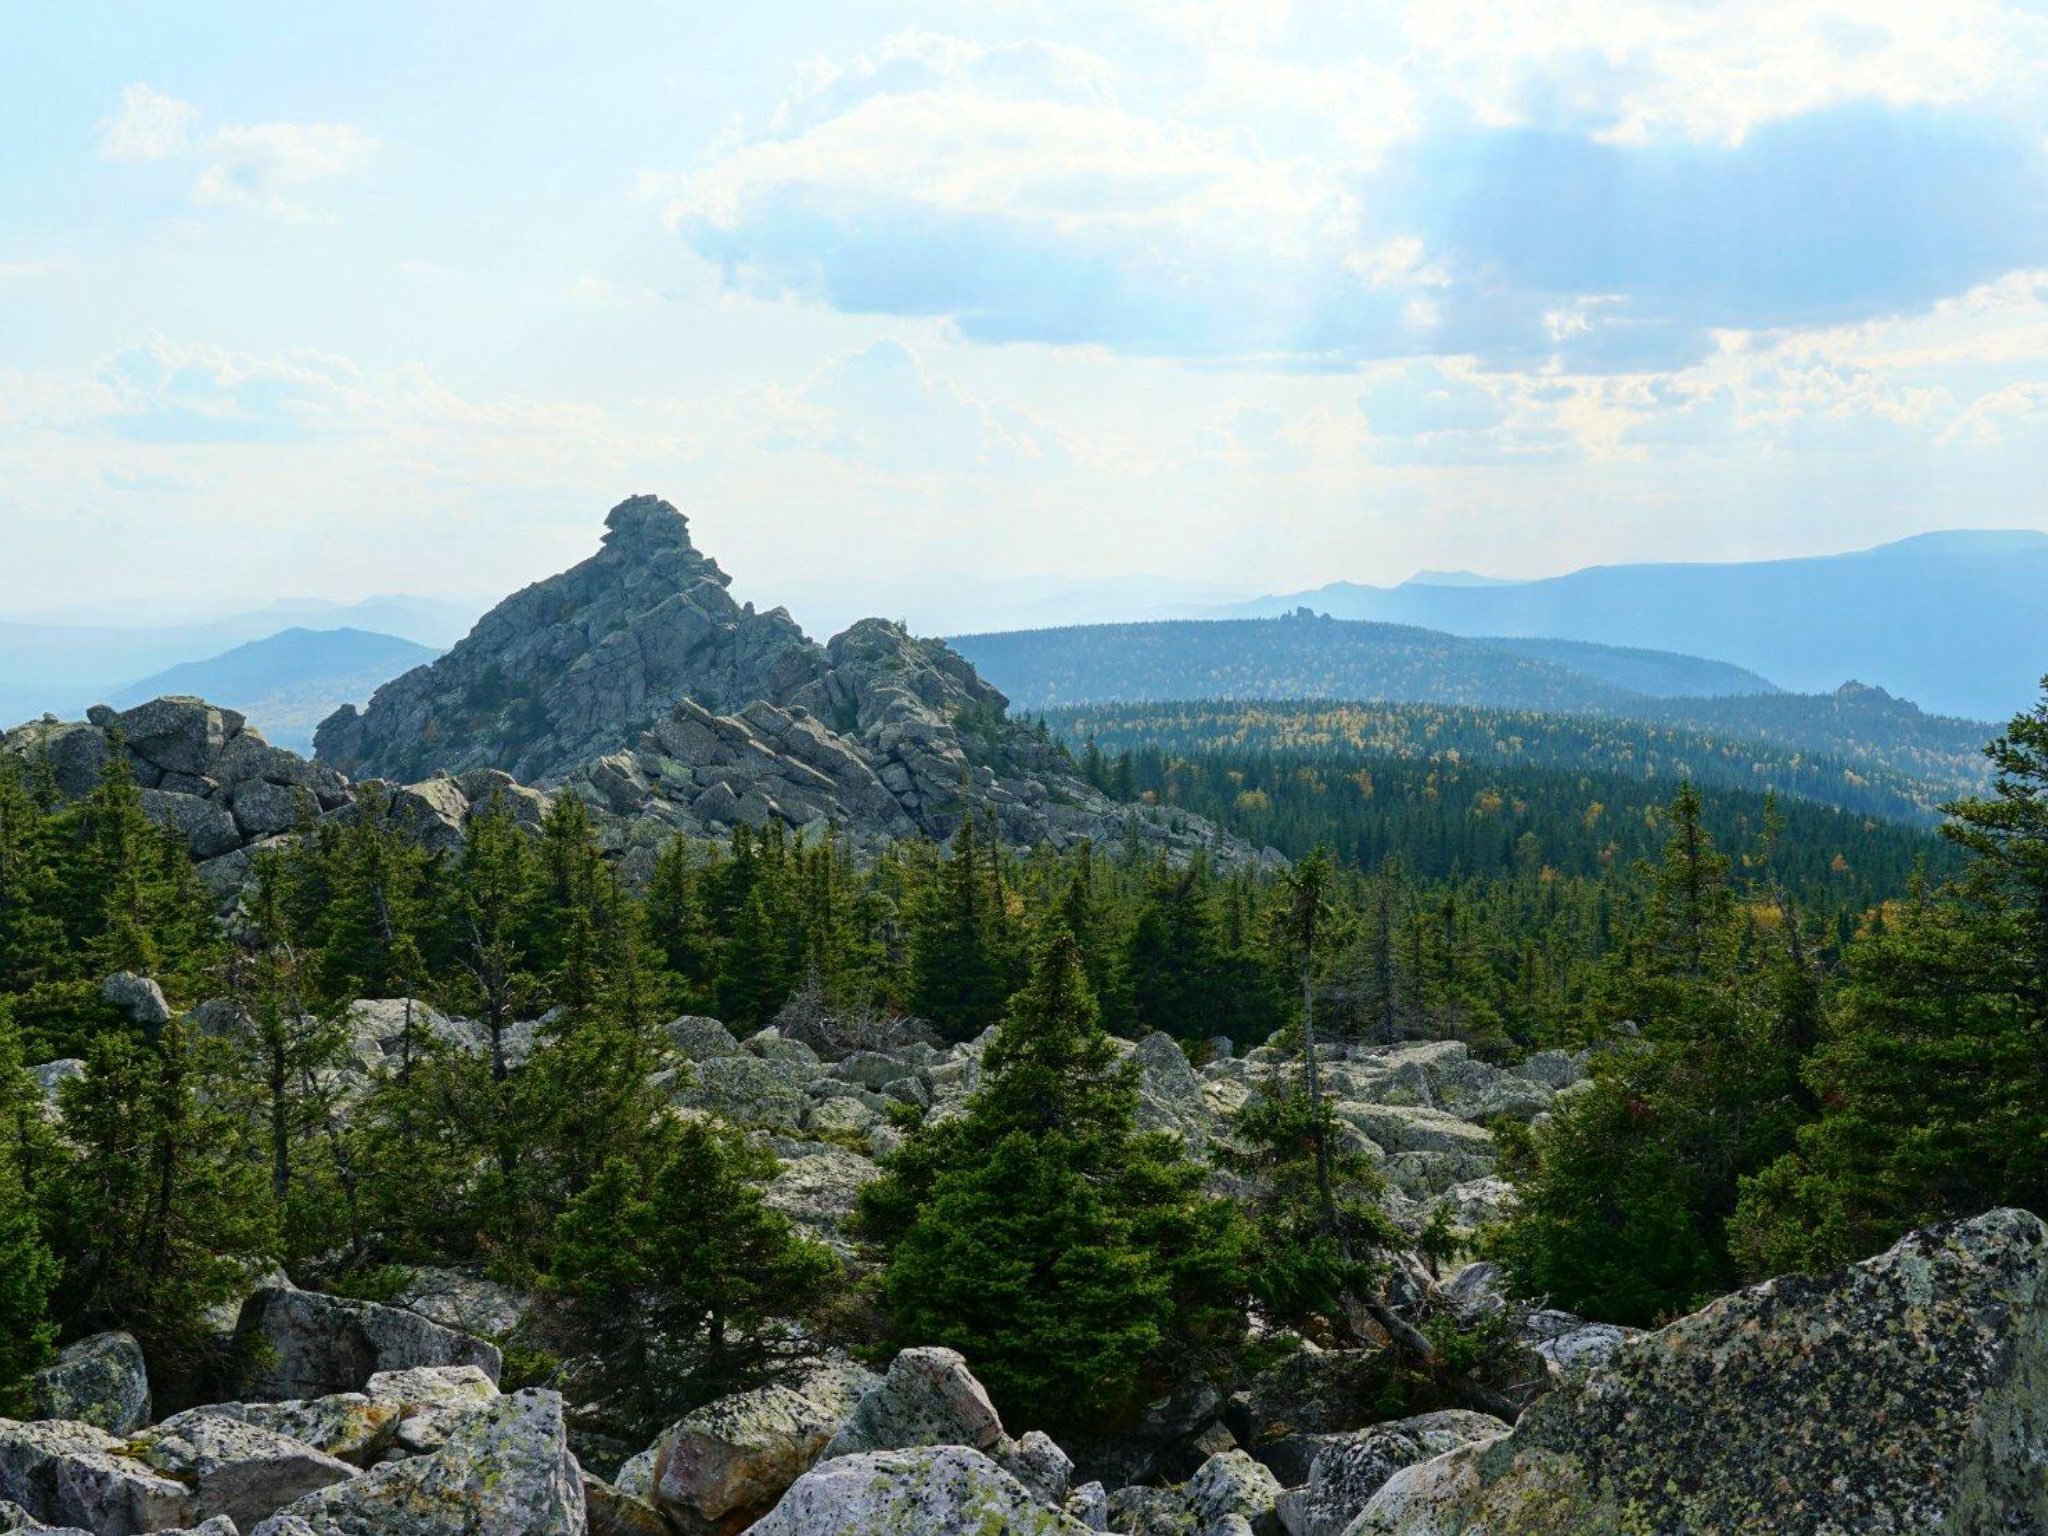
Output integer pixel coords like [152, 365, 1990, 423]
[5, 0, 2048, 635]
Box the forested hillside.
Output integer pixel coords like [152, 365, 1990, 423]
[949, 614, 1766, 715]
[1046, 697, 1985, 826]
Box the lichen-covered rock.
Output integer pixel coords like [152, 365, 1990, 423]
[249, 1389, 581, 1536]
[1528, 1323, 1635, 1381]
[746, 1445, 1090, 1535]
[675, 1056, 810, 1133]
[188, 1395, 401, 1468]
[1353, 1208, 2048, 1535]
[1067, 1480, 1109, 1531]
[1185, 1449, 1281, 1534]
[30, 1333, 151, 1435]
[652, 1361, 878, 1529]
[580, 1473, 670, 1536]
[998, 1430, 1075, 1510]
[132, 1412, 356, 1529]
[390, 1269, 530, 1341]
[364, 1365, 499, 1455]
[823, 1348, 1005, 1460]
[1107, 1484, 1195, 1535]
[1272, 1412, 1507, 1536]
[667, 1015, 743, 1060]
[763, 1141, 883, 1248]
[0, 1418, 196, 1535]
[234, 1287, 502, 1402]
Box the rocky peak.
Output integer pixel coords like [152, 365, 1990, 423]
[601, 492, 695, 554]
[314, 495, 826, 783]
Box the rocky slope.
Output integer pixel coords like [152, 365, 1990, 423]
[314, 495, 823, 785]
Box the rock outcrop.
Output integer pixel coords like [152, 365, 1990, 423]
[744, 1445, 1089, 1536]
[233, 1287, 502, 1403]
[315, 496, 822, 785]
[2, 698, 351, 896]
[29, 1334, 151, 1437]
[313, 494, 1260, 866]
[1353, 1207, 2048, 1535]
[249, 1389, 582, 1536]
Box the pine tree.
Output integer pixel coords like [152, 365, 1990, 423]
[0, 1001, 58, 1412]
[907, 816, 1012, 1040]
[548, 1119, 838, 1441]
[51, 1024, 274, 1399]
[867, 930, 1245, 1434]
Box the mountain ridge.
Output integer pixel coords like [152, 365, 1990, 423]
[1225, 528, 2048, 718]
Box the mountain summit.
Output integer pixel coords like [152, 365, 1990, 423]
[315, 494, 1247, 863]
[316, 494, 824, 783]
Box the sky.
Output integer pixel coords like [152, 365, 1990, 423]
[5, 1, 2048, 637]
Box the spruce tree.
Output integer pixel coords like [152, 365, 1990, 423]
[867, 930, 1245, 1434]
[907, 816, 1012, 1040]
[548, 1119, 837, 1441]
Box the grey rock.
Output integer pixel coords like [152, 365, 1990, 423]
[132, 1413, 357, 1529]
[664, 1015, 741, 1060]
[1068, 1480, 1109, 1531]
[248, 1389, 581, 1536]
[823, 1348, 1006, 1460]
[747, 1445, 1089, 1536]
[1272, 1411, 1507, 1536]
[1107, 1484, 1195, 1535]
[164, 1398, 400, 1470]
[234, 1288, 502, 1402]
[30, 1332, 151, 1435]
[651, 1360, 877, 1529]
[0, 1418, 196, 1536]
[115, 697, 239, 777]
[674, 1055, 810, 1132]
[611, 1448, 655, 1499]
[1355, 1208, 2048, 1534]
[580, 1473, 668, 1536]
[1185, 1450, 1281, 1535]
[99, 974, 172, 1032]
[363, 1366, 500, 1456]
[390, 1269, 529, 1341]
[140, 788, 243, 860]
[999, 1430, 1075, 1509]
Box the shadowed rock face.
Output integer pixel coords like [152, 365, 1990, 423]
[315, 495, 826, 784]
[1353, 1207, 2048, 1536]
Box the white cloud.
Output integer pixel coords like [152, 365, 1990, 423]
[193, 121, 375, 213]
[758, 338, 1074, 474]
[96, 84, 372, 216]
[98, 83, 200, 162]
[1402, 0, 2047, 146]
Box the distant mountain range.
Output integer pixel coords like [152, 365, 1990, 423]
[109, 628, 443, 753]
[1226, 530, 2048, 721]
[948, 614, 1780, 716]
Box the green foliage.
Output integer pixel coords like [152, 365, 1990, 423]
[866, 931, 1245, 1434]
[1491, 785, 1810, 1324]
[548, 1119, 838, 1441]
[1731, 678, 2048, 1274]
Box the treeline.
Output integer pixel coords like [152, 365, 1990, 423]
[1498, 683, 2048, 1325]
[1054, 716, 1957, 899]
[1049, 698, 1982, 827]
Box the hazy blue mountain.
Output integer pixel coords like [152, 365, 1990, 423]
[0, 595, 476, 723]
[1227, 529, 2048, 720]
[948, 613, 1773, 715]
[109, 628, 441, 753]
[1483, 637, 1778, 698]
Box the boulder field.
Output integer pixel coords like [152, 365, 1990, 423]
[8, 1210, 2048, 1533]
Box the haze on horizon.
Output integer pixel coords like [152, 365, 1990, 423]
[6, 1, 2048, 629]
